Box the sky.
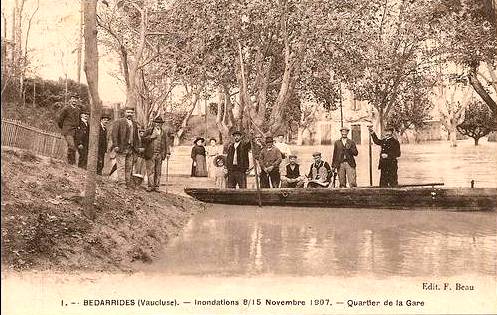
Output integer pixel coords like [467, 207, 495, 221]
[2, 0, 126, 103]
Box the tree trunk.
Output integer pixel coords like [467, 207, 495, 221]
[77, 0, 84, 85]
[173, 86, 200, 145]
[215, 84, 234, 142]
[449, 127, 457, 147]
[474, 137, 479, 146]
[82, 0, 102, 220]
[469, 66, 497, 116]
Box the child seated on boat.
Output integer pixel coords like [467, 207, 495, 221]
[281, 154, 306, 188]
[213, 155, 228, 188]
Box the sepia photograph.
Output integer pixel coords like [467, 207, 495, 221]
[1, 0, 496, 314]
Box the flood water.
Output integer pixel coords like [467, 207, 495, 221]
[150, 140, 497, 277]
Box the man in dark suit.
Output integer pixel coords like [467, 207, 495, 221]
[97, 113, 111, 175]
[226, 130, 251, 189]
[75, 110, 90, 169]
[142, 116, 170, 192]
[331, 126, 359, 187]
[56, 95, 81, 165]
[368, 126, 401, 187]
[111, 107, 139, 187]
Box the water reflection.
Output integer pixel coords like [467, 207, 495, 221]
[149, 141, 497, 277]
[151, 206, 496, 277]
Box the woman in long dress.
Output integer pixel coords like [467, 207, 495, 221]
[206, 138, 222, 179]
[191, 137, 208, 177]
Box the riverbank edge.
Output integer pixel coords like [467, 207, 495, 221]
[1, 147, 205, 272]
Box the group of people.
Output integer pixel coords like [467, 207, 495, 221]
[58, 95, 400, 191]
[57, 96, 170, 192]
[199, 126, 400, 189]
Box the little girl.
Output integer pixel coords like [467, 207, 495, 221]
[213, 155, 227, 188]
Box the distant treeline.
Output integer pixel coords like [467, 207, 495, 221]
[1, 77, 90, 132]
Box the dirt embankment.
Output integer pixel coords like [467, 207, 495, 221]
[1, 148, 204, 272]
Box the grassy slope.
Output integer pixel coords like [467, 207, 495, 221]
[1, 148, 203, 272]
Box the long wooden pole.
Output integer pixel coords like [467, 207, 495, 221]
[368, 126, 373, 186]
[237, 40, 262, 207]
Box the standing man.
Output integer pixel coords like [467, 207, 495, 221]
[258, 136, 282, 188]
[111, 107, 139, 187]
[56, 95, 81, 165]
[331, 126, 358, 188]
[368, 126, 401, 187]
[97, 113, 111, 175]
[75, 110, 90, 169]
[142, 116, 170, 192]
[226, 130, 251, 189]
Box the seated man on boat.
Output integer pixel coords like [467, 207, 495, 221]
[306, 152, 332, 188]
[258, 136, 283, 188]
[281, 154, 306, 188]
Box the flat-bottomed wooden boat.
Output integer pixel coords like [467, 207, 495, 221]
[184, 187, 497, 211]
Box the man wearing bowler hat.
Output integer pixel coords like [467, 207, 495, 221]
[111, 107, 139, 187]
[142, 116, 170, 192]
[226, 130, 252, 189]
[75, 110, 90, 169]
[97, 113, 111, 175]
[331, 126, 359, 188]
[368, 125, 401, 187]
[258, 136, 283, 188]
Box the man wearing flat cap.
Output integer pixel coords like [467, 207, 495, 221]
[258, 136, 283, 188]
[306, 152, 332, 188]
[226, 130, 252, 188]
[368, 126, 401, 187]
[331, 126, 359, 188]
[142, 116, 170, 192]
[281, 154, 305, 188]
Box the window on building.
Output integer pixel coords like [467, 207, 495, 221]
[351, 98, 362, 111]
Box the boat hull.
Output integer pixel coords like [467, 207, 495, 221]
[184, 187, 497, 211]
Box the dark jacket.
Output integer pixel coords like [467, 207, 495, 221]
[98, 124, 108, 158]
[74, 120, 89, 149]
[226, 140, 251, 171]
[57, 105, 80, 136]
[142, 127, 170, 160]
[331, 138, 359, 168]
[307, 160, 332, 181]
[111, 118, 139, 153]
[285, 164, 300, 179]
[371, 133, 401, 169]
